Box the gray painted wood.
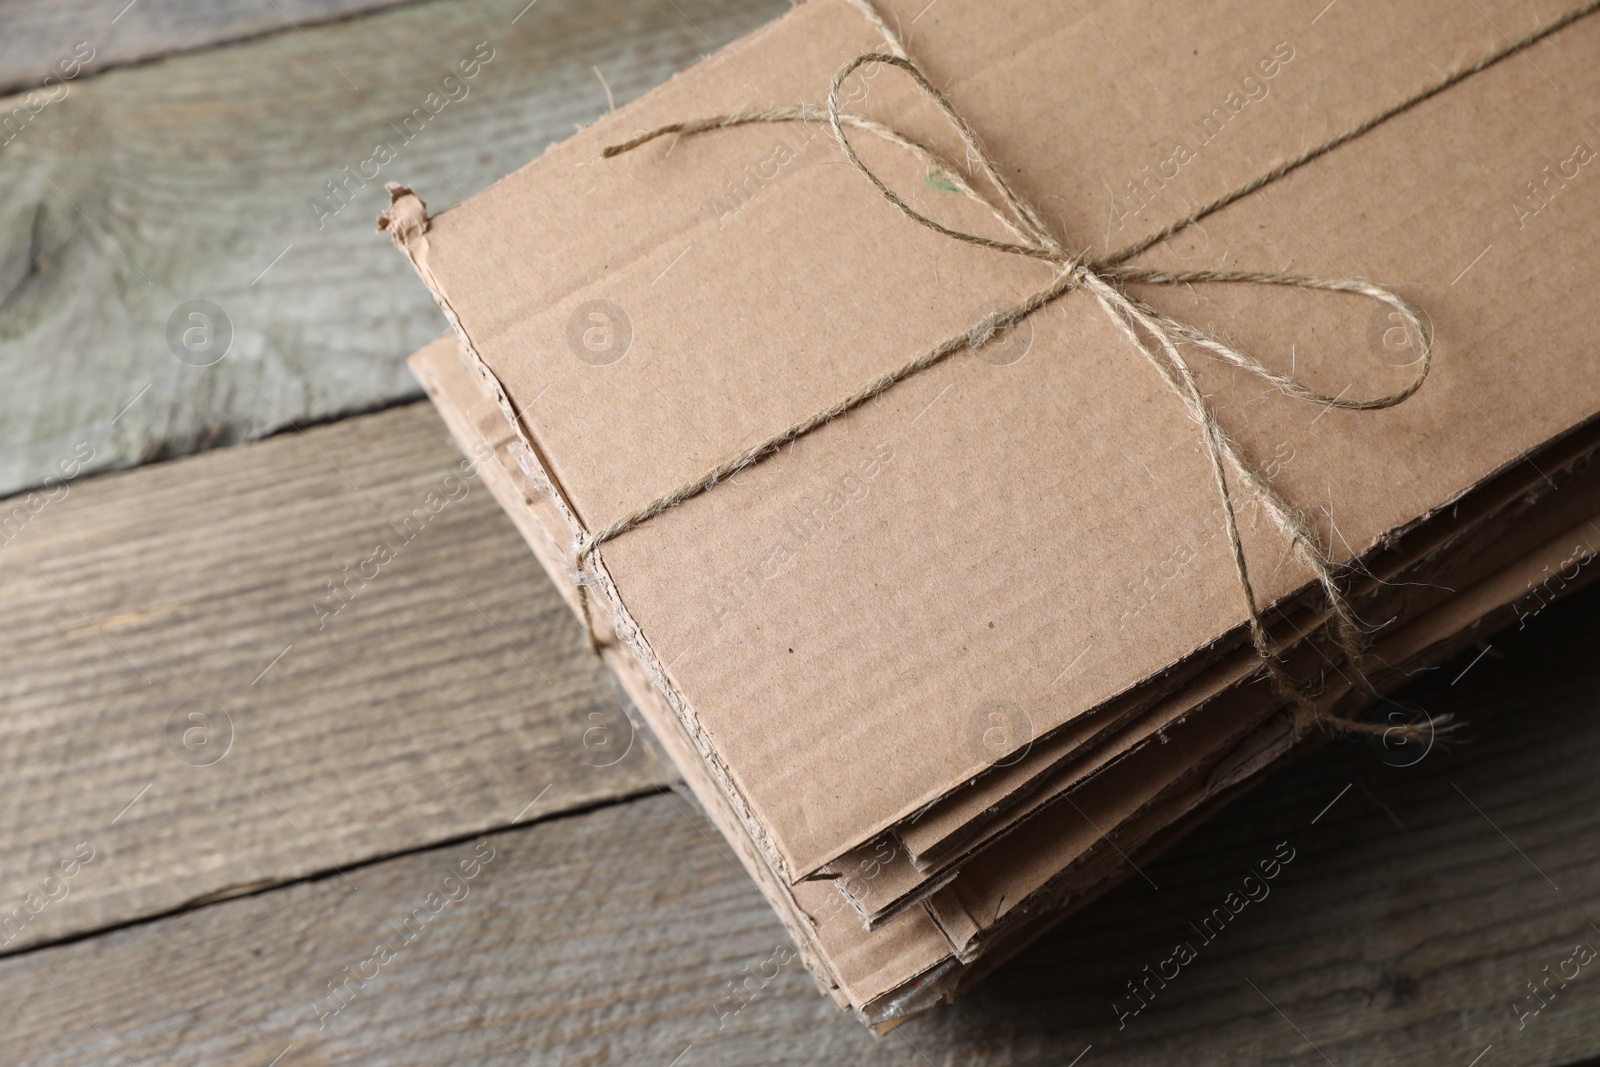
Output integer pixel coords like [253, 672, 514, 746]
[0, 0, 420, 96]
[4, 584, 1600, 1065]
[0, 401, 669, 956]
[5, 0, 1598, 1060]
[0, 0, 788, 498]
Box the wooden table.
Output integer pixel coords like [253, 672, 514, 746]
[4, 2, 1599, 1064]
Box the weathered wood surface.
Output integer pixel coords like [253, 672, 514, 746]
[0, 0, 787, 498]
[0, 400, 669, 956]
[5, 583, 1600, 1065]
[5, 0, 1600, 1059]
[0, 0, 419, 96]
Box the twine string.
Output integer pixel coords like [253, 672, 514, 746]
[576, 55, 1421, 737]
[556, 0, 1600, 737]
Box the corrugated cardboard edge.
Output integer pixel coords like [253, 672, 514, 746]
[416, 332, 1001, 1016]
[407, 333, 851, 1004]
[384, 179, 820, 887]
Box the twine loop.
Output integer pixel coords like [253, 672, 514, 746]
[557, 0, 1511, 741]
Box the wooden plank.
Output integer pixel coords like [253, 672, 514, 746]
[0, 400, 669, 955]
[0, 0, 787, 497]
[0, 0, 418, 97]
[4, 584, 1600, 1065]
[0, 793, 846, 1067]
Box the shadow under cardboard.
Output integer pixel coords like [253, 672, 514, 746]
[903, 578, 1600, 1064]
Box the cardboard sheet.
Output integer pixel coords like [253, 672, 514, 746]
[387, 0, 1600, 883]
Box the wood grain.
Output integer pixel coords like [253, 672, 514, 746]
[0, 0, 787, 497]
[0, 400, 668, 956]
[4, 584, 1600, 1065]
[0, 0, 419, 96]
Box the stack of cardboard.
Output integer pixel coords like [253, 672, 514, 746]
[383, 0, 1600, 1027]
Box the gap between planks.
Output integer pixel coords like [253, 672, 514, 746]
[0, 401, 671, 955]
[0, 782, 675, 967]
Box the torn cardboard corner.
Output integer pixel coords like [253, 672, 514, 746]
[377, 183, 428, 245]
[392, 0, 1600, 1026]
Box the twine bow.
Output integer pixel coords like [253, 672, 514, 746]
[571, 18, 1455, 736]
